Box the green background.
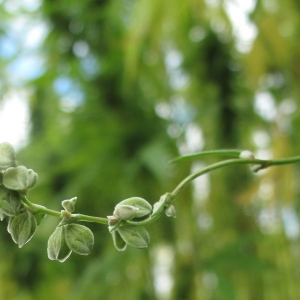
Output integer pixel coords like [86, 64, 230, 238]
[1, 0, 300, 299]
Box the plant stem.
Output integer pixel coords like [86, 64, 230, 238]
[71, 214, 108, 225]
[169, 149, 243, 164]
[21, 195, 108, 224]
[21, 195, 61, 217]
[20, 153, 300, 228]
[125, 213, 161, 227]
[170, 155, 300, 199]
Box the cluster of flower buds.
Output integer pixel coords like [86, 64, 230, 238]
[0, 142, 39, 248]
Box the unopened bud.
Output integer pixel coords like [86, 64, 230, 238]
[165, 205, 176, 218]
[115, 197, 152, 219]
[62, 197, 77, 213]
[113, 205, 139, 220]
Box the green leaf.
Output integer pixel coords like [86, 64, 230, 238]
[7, 190, 21, 212]
[0, 187, 21, 215]
[34, 212, 46, 226]
[65, 224, 94, 255]
[0, 142, 17, 169]
[115, 197, 152, 219]
[0, 185, 8, 200]
[0, 199, 17, 216]
[0, 187, 17, 216]
[117, 226, 150, 249]
[47, 226, 72, 263]
[7, 216, 14, 234]
[3, 166, 29, 191]
[151, 201, 164, 217]
[9, 211, 37, 248]
[111, 230, 127, 251]
[0, 212, 6, 221]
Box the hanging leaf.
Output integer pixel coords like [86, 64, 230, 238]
[34, 213, 46, 226]
[0, 187, 21, 216]
[0, 212, 6, 221]
[117, 226, 150, 249]
[0, 199, 17, 216]
[111, 230, 127, 251]
[65, 224, 94, 255]
[9, 211, 37, 248]
[7, 190, 21, 212]
[47, 226, 72, 263]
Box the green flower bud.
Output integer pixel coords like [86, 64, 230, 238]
[151, 193, 173, 217]
[115, 197, 152, 219]
[65, 224, 94, 255]
[8, 211, 37, 248]
[3, 166, 38, 191]
[27, 169, 38, 189]
[0, 142, 17, 170]
[165, 205, 176, 218]
[61, 197, 77, 213]
[151, 201, 164, 217]
[117, 226, 150, 249]
[47, 226, 72, 263]
[113, 204, 139, 220]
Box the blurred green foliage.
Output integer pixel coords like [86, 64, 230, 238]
[1, 0, 300, 299]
